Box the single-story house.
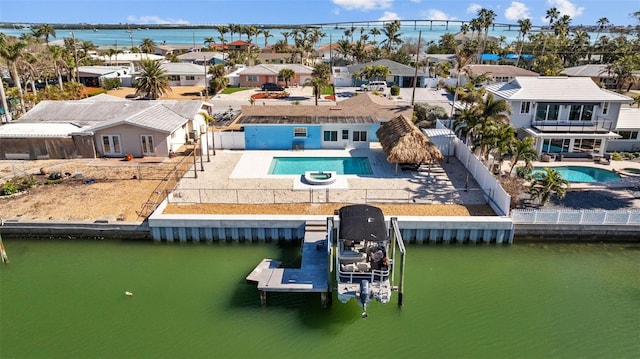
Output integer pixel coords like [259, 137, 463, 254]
[460, 64, 538, 85]
[96, 52, 165, 73]
[348, 59, 428, 88]
[155, 45, 201, 57]
[234, 93, 413, 150]
[78, 66, 133, 87]
[0, 94, 210, 159]
[486, 77, 634, 156]
[236, 64, 313, 88]
[176, 51, 225, 65]
[562, 64, 640, 91]
[160, 63, 210, 87]
[255, 53, 293, 64]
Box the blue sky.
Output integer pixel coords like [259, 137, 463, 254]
[1, 0, 637, 26]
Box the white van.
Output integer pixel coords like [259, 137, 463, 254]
[360, 81, 387, 92]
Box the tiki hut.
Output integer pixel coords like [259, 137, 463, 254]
[376, 115, 444, 173]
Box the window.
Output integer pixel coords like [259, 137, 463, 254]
[353, 131, 367, 142]
[168, 75, 180, 81]
[520, 101, 531, 114]
[323, 130, 338, 142]
[535, 103, 560, 121]
[569, 104, 594, 121]
[101, 135, 122, 155]
[293, 127, 307, 138]
[602, 102, 609, 115]
[185, 75, 195, 80]
[615, 131, 639, 140]
[247, 75, 258, 82]
[572, 138, 601, 153]
[342, 130, 349, 140]
[542, 138, 570, 153]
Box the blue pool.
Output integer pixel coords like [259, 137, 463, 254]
[269, 157, 373, 175]
[533, 166, 621, 183]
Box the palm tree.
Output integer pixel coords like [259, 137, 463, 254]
[515, 18, 532, 67]
[0, 37, 28, 114]
[508, 137, 538, 174]
[487, 123, 516, 169]
[473, 93, 511, 158]
[304, 63, 330, 106]
[34, 24, 56, 45]
[477, 8, 497, 59]
[528, 167, 569, 206]
[135, 59, 171, 99]
[204, 37, 216, 48]
[542, 7, 559, 56]
[381, 20, 403, 55]
[262, 30, 273, 48]
[48, 45, 68, 91]
[139, 38, 156, 54]
[278, 68, 295, 88]
[207, 63, 228, 95]
[369, 27, 380, 45]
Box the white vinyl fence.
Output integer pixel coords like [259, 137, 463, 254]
[512, 209, 640, 225]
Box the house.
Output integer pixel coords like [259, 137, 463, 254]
[235, 93, 412, 150]
[155, 45, 201, 57]
[96, 52, 165, 73]
[348, 59, 427, 88]
[606, 107, 640, 152]
[486, 77, 634, 157]
[176, 51, 225, 65]
[460, 64, 538, 86]
[0, 94, 210, 159]
[255, 53, 293, 64]
[160, 63, 209, 87]
[77, 66, 133, 87]
[562, 64, 640, 91]
[226, 40, 255, 53]
[236, 64, 313, 88]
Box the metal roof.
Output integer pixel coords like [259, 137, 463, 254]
[348, 59, 416, 77]
[0, 122, 88, 138]
[237, 64, 313, 76]
[616, 108, 640, 129]
[486, 77, 633, 102]
[161, 62, 208, 75]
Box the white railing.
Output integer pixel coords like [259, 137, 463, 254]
[511, 209, 640, 225]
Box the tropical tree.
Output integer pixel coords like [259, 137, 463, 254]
[47, 45, 68, 91]
[633, 95, 640, 108]
[528, 167, 569, 205]
[33, 24, 56, 45]
[533, 53, 564, 76]
[0, 37, 28, 114]
[380, 20, 403, 55]
[360, 64, 390, 82]
[606, 54, 640, 91]
[457, 93, 511, 158]
[262, 30, 273, 48]
[477, 8, 497, 59]
[303, 63, 330, 106]
[135, 59, 171, 99]
[542, 7, 559, 56]
[369, 27, 380, 45]
[207, 64, 228, 95]
[278, 68, 295, 88]
[139, 38, 156, 54]
[507, 137, 538, 174]
[515, 18, 532, 67]
[203, 37, 216, 48]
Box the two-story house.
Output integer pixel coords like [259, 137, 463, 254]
[486, 77, 633, 157]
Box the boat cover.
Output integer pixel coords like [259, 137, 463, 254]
[338, 205, 387, 243]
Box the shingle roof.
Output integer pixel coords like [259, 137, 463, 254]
[562, 64, 611, 78]
[348, 59, 416, 76]
[486, 77, 633, 102]
[18, 98, 203, 134]
[237, 93, 412, 125]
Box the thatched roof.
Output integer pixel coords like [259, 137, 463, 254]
[376, 115, 444, 164]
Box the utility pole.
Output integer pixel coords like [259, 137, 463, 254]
[411, 31, 422, 106]
[70, 31, 80, 83]
[203, 55, 208, 98]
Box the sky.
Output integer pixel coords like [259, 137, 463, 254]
[0, 0, 638, 26]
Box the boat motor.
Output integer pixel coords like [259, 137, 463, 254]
[359, 280, 371, 318]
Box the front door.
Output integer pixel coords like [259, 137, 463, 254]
[101, 135, 122, 156]
[141, 135, 155, 156]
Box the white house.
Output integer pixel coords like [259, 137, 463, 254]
[160, 63, 209, 87]
[486, 77, 633, 157]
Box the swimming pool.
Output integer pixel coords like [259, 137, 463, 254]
[269, 157, 373, 175]
[532, 166, 621, 183]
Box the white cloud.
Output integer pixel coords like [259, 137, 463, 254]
[378, 11, 401, 21]
[421, 9, 457, 21]
[547, 0, 585, 18]
[332, 0, 393, 11]
[467, 3, 482, 14]
[504, 1, 530, 21]
[127, 15, 189, 25]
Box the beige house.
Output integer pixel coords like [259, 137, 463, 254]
[0, 94, 210, 159]
[236, 64, 313, 88]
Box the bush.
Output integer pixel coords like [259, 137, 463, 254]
[1, 182, 18, 196]
[101, 77, 121, 90]
[611, 152, 623, 161]
[390, 85, 400, 96]
[86, 87, 107, 97]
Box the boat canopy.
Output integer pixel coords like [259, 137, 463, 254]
[338, 205, 387, 243]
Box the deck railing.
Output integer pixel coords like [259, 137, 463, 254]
[511, 209, 640, 225]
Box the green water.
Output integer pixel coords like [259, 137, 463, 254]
[1, 240, 638, 358]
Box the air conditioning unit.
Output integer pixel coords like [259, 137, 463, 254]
[188, 130, 199, 141]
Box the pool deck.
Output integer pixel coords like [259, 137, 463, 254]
[172, 144, 489, 206]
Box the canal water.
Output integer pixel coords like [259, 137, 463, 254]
[1, 239, 638, 358]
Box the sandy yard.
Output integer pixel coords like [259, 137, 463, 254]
[106, 86, 207, 100]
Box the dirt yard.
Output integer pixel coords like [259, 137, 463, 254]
[106, 86, 207, 100]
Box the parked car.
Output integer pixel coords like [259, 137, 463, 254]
[360, 81, 387, 92]
[261, 83, 284, 91]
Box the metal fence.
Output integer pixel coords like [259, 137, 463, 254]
[511, 209, 640, 225]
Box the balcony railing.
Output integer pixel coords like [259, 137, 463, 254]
[529, 116, 614, 133]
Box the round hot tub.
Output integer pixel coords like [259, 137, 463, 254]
[303, 171, 337, 185]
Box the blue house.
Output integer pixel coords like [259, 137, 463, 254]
[236, 93, 413, 150]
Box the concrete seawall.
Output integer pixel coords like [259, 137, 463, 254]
[0, 219, 151, 240]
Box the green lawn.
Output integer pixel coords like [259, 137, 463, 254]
[220, 87, 251, 94]
[321, 86, 334, 95]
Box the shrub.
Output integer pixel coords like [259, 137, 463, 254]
[86, 87, 107, 97]
[611, 152, 623, 161]
[623, 152, 636, 160]
[1, 175, 36, 195]
[1, 182, 18, 196]
[101, 77, 121, 90]
[390, 85, 400, 96]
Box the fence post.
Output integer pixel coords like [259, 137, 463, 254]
[626, 210, 631, 225]
[579, 210, 584, 224]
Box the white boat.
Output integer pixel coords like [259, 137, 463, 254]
[334, 205, 405, 318]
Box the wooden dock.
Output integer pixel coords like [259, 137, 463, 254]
[247, 220, 331, 306]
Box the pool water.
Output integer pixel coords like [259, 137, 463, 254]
[269, 157, 373, 175]
[533, 166, 621, 183]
